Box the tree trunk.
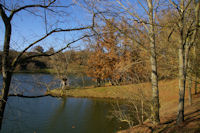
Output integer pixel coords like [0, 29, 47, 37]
[0, 72, 12, 129]
[195, 0, 200, 94]
[194, 47, 198, 94]
[81, 74, 85, 87]
[191, 0, 200, 95]
[97, 78, 101, 87]
[188, 77, 192, 105]
[177, 0, 186, 124]
[0, 14, 12, 129]
[147, 0, 160, 124]
[185, 44, 192, 105]
[177, 45, 186, 124]
[194, 76, 198, 94]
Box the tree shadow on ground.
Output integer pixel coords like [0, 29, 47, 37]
[154, 108, 200, 133]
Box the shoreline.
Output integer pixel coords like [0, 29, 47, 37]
[46, 90, 126, 100]
[47, 79, 200, 133]
[46, 83, 149, 100]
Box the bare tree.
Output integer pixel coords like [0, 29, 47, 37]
[0, 0, 94, 129]
[169, 0, 200, 124]
[147, 0, 160, 124]
[112, 84, 151, 127]
[113, 0, 160, 124]
[192, 0, 200, 95]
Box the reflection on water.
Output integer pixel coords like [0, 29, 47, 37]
[1, 97, 125, 133]
[0, 73, 96, 96]
[0, 74, 127, 133]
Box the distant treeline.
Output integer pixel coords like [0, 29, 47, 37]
[0, 48, 90, 73]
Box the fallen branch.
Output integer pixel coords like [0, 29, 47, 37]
[8, 94, 51, 98]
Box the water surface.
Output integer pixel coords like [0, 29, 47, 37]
[0, 74, 127, 133]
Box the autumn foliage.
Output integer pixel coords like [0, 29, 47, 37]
[87, 19, 150, 86]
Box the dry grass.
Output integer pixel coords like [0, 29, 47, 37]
[48, 78, 190, 108]
[117, 79, 200, 133]
[47, 81, 152, 99]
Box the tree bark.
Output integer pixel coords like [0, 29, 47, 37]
[147, 0, 160, 124]
[176, 0, 186, 125]
[188, 77, 192, 105]
[185, 44, 192, 105]
[194, 76, 198, 94]
[176, 0, 200, 124]
[193, 0, 200, 94]
[194, 46, 198, 94]
[177, 45, 186, 124]
[0, 11, 12, 129]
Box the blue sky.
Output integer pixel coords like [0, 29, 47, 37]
[0, 0, 93, 52]
[0, 0, 163, 52]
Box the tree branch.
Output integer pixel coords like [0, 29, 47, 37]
[13, 34, 94, 66]
[136, 0, 149, 16]
[96, 11, 148, 52]
[0, 4, 10, 23]
[184, 0, 193, 12]
[11, 27, 92, 69]
[9, 0, 57, 19]
[8, 93, 51, 98]
[116, 0, 149, 32]
[169, 0, 181, 13]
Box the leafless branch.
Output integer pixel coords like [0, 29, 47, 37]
[168, 28, 174, 41]
[13, 34, 94, 66]
[169, 0, 181, 14]
[0, 4, 10, 23]
[116, 0, 149, 32]
[9, 0, 56, 19]
[12, 27, 93, 68]
[136, 0, 149, 16]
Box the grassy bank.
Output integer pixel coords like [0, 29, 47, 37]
[47, 79, 191, 110]
[48, 79, 200, 132]
[47, 79, 193, 117]
[47, 83, 151, 99]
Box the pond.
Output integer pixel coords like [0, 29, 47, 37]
[0, 74, 128, 133]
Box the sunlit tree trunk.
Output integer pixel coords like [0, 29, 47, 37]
[147, 0, 160, 124]
[193, 0, 200, 94]
[176, 0, 200, 124]
[185, 44, 192, 105]
[177, 1, 185, 124]
[194, 46, 198, 94]
[188, 77, 192, 105]
[177, 43, 186, 124]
